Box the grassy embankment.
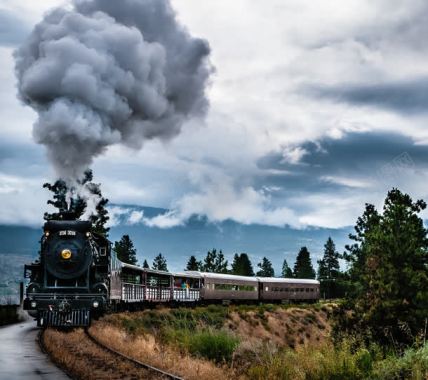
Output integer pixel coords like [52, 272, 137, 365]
[90, 303, 332, 379]
[41, 302, 428, 379]
[89, 303, 428, 379]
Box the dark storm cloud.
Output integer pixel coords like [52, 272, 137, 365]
[304, 78, 428, 115]
[257, 132, 428, 194]
[0, 10, 30, 46]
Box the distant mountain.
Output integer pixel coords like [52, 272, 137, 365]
[107, 205, 352, 273]
[0, 225, 41, 256]
[0, 205, 353, 274]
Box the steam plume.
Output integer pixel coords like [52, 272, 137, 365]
[15, 0, 212, 179]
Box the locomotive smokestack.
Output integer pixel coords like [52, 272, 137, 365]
[15, 0, 212, 180]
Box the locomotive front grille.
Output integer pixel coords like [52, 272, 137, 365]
[38, 309, 91, 327]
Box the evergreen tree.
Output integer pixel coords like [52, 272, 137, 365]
[293, 247, 316, 279]
[281, 259, 293, 278]
[256, 257, 274, 277]
[317, 237, 341, 298]
[186, 255, 201, 271]
[231, 253, 255, 276]
[342, 189, 428, 346]
[142, 259, 150, 269]
[152, 253, 168, 271]
[214, 250, 229, 273]
[43, 169, 110, 236]
[202, 249, 228, 273]
[43, 179, 69, 220]
[113, 235, 138, 265]
[202, 249, 217, 272]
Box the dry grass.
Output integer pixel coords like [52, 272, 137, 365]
[43, 328, 161, 379]
[90, 321, 240, 380]
[228, 306, 331, 350]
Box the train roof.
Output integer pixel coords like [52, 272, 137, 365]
[173, 271, 201, 278]
[186, 271, 259, 283]
[256, 277, 320, 285]
[121, 262, 172, 276]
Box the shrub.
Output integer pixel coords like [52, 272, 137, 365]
[187, 330, 239, 363]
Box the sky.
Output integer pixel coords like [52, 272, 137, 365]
[1, 0, 428, 229]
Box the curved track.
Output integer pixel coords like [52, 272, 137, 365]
[85, 329, 183, 380]
[0, 319, 69, 380]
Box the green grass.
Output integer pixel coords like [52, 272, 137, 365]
[247, 339, 428, 380]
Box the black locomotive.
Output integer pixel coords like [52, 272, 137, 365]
[24, 218, 320, 328]
[23, 219, 112, 327]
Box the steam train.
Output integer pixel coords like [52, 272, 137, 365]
[23, 219, 320, 327]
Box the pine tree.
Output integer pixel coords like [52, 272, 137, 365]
[152, 253, 168, 271]
[142, 259, 150, 269]
[317, 237, 341, 298]
[186, 255, 201, 271]
[231, 253, 255, 276]
[43, 169, 110, 236]
[202, 249, 216, 272]
[293, 247, 316, 279]
[113, 235, 138, 265]
[342, 189, 428, 346]
[43, 180, 69, 220]
[214, 250, 229, 273]
[256, 257, 274, 277]
[281, 259, 293, 277]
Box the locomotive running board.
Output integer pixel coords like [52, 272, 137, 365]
[38, 309, 91, 327]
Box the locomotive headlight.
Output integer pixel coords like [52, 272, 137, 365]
[30, 301, 37, 308]
[61, 249, 72, 260]
[86, 232, 91, 237]
[45, 231, 50, 237]
[93, 301, 99, 308]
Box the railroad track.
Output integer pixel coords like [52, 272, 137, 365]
[84, 329, 183, 380]
[39, 327, 183, 380]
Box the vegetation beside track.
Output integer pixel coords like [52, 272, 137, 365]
[91, 303, 332, 379]
[0, 305, 20, 326]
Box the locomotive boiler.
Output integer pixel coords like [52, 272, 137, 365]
[23, 219, 111, 327]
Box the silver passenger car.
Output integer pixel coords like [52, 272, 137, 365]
[193, 272, 259, 301]
[257, 277, 320, 302]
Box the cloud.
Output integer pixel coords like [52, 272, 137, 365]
[4, 0, 428, 231]
[305, 78, 428, 115]
[0, 10, 30, 46]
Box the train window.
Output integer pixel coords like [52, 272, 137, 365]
[310, 288, 314, 292]
[100, 247, 107, 256]
[214, 283, 257, 291]
[306, 288, 310, 292]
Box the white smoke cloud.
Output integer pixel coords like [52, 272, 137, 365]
[15, 0, 212, 179]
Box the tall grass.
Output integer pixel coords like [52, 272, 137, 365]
[187, 330, 239, 363]
[247, 339, 428, 380]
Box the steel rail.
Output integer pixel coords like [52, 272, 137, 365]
[84, 329, 183, 380]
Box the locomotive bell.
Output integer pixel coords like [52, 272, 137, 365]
[61, 249, 72, 260]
